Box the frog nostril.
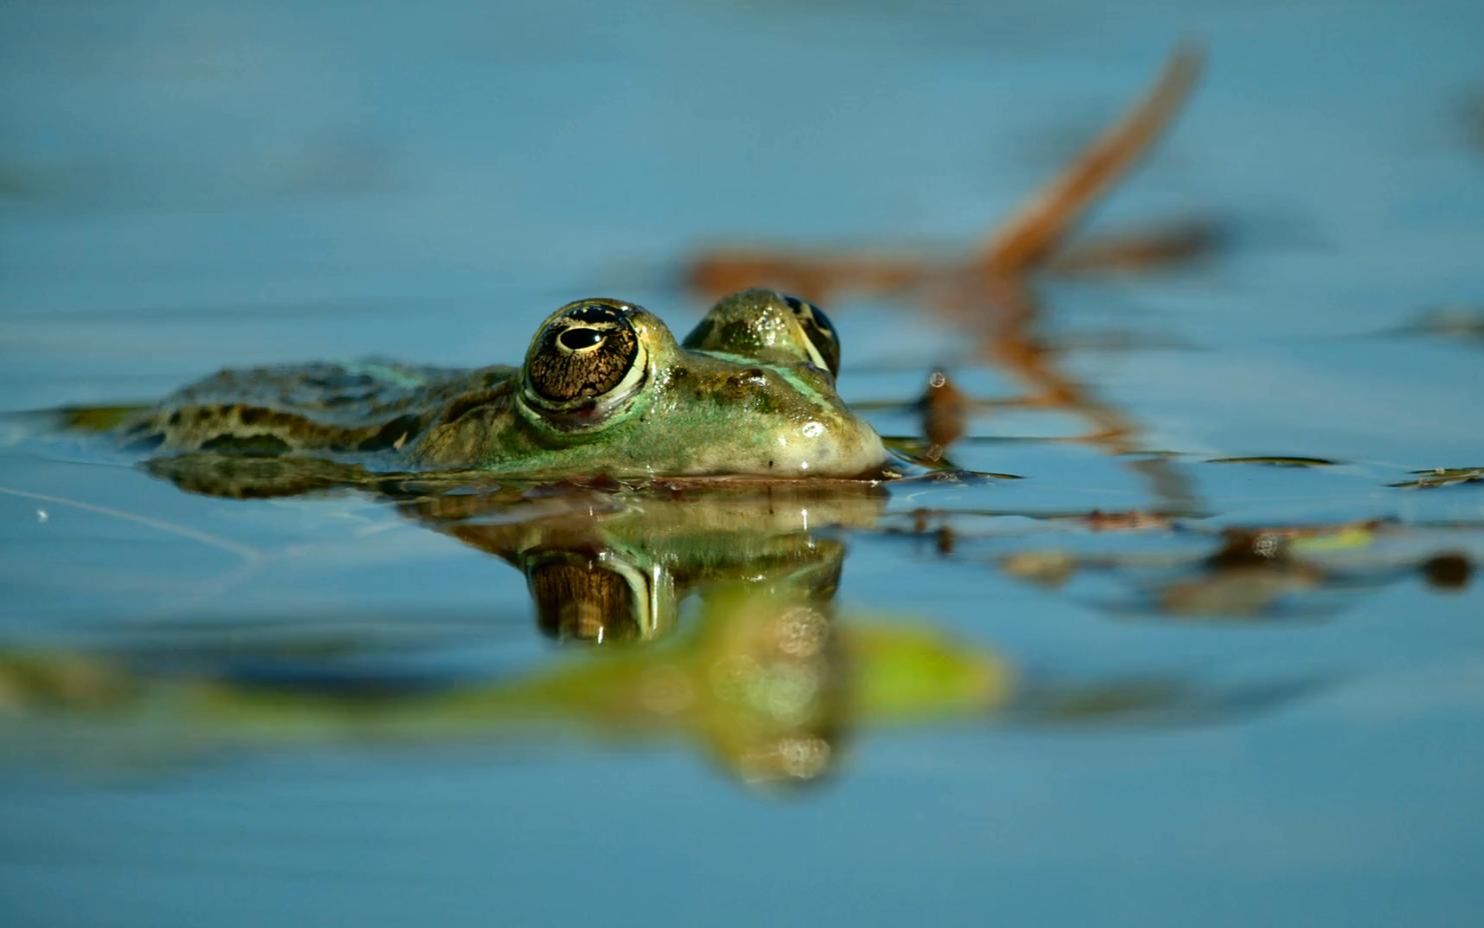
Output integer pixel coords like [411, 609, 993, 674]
[558, 327, 605, 352]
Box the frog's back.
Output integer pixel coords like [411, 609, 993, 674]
[118, 360, 516, 457]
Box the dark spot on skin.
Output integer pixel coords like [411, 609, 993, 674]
[357, 414, 424, 452]
[671, 367, 689, 380]
[768, 459, 775, 469]
[239, 407, 266, 426]
[168, 411, 183, 426]
[123, 432, 166, 452]
[200, 433, 291, 456]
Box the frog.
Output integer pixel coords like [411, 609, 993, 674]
[101, 287, 888, 481]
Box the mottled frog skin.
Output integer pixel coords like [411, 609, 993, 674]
[114, 289, 888, 479]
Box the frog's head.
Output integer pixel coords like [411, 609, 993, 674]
[681, 287, 841, 379]
[511, 294, 885, 478]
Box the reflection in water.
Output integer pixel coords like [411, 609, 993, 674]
[133, 443, 1482, 632]
[399, 482, 883, 644]
[132, 454, 889, 644]
[1000, 520, 1477, 618]
[0, 582, 1324, 790]
[0, 585, 1004, 788]
[6, 464, 1453, 790]
[1389, 467, 1484, 489]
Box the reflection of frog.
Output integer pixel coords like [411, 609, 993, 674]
[97, 288, 887, 480]
[403, 481, 886, 644]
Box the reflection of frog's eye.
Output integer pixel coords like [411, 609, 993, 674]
[781, 295, 841, 378]
[528, 557, 642, 643]
[526, 300, 645, 406]
[524, 548, 672, 643]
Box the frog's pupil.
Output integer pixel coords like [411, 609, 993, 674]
[559, 327, 604, 351]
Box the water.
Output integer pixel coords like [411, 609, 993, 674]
[3, 1, 1484, 925]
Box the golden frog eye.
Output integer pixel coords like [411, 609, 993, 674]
[525, 301, 643, 404]
[782, 294, 841, 378]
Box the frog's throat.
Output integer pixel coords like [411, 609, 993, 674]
[514, 343, 651, 436]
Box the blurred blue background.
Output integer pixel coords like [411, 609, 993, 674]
[2, 1, 1484, 926]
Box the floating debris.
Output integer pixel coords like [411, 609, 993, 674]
[1389, 468, 1484, 489]
[1001, 550, 1079, 587]
[1400, 305, 1484, 345]
[1420, 552, 1474, 591]
[917, 369, 971, 460]
[1206, 455, 1338, 467]
[1082, 510, 1174, 532]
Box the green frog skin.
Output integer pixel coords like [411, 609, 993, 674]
[111, 289, 888, 480]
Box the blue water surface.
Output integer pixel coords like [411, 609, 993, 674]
[2, 1, 1483, 926]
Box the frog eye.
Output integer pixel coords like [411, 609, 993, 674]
[525, 300, 647, 407]
[782, 295, 841, 378]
